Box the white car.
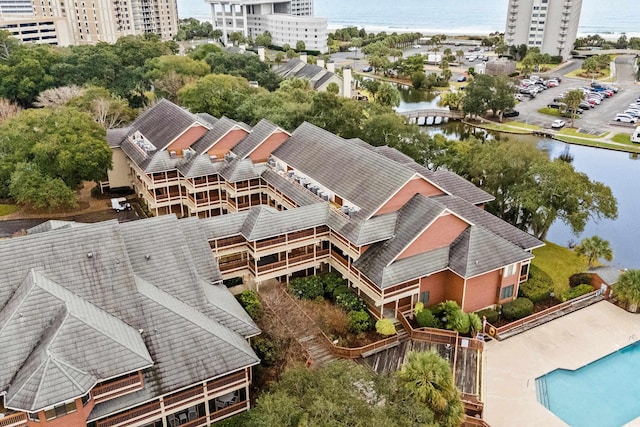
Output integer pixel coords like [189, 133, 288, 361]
[551, 119, 566, 129]
[623, 110, 640, 118]
[615, 114, 638, 123]
[413, 44, 421, 49]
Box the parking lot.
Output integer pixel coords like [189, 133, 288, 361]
[509, 57, 640, 132]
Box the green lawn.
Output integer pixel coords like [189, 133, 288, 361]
[532, 241, 589, 295]
[0, 204, 19, 216]
[476, 122, 532, 134]
[506, 121, 542, 131]
[553, 135, 640, 153]
[564, 67, 611, 80]
[558, 128, 606, 139]
[612, 133, 632, 144]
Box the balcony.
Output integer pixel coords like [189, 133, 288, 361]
[92, 373, 144, 404]
[0, 413, 27, 427]
[96, 401, 162, 427]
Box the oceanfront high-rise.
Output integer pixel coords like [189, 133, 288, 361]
[0, 0, 179, 46]
[505, 0, 583, 59]
[206, 0, 328, 53]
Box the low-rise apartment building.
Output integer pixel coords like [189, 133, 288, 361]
[106, 100, 543, 317]
[0, 215, 260, 427]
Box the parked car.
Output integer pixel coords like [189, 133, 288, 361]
[412, 44, 421, 49]
[551, 119, 566, 129]
[515, 93, 526, 101]
[553, 95, 565, 102]
[546, 80, 559, 88]
[503, 109, 520, 118]
[457, 76, 467, 82]
[547, 102, 566, 110]
[362, 66, 373, 72]
[579, 101, 593, 110]
[623, 110, 640, 118]
[615, 114, 638, 123]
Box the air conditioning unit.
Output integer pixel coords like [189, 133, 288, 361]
[169, 150, 177, 159]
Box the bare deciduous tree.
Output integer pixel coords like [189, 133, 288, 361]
[0, 98, 22, 125]
[34, 85, 85, 108]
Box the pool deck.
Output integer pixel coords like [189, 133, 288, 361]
[484, 301, 640, 427]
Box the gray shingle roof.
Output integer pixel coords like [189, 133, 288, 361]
[219, 158, 261, 182]
[0, 215, 259, 417]
[260, 169, 324, 207]
[433, 195, 543, 250]
[587, 266, 622, 285]
[353, 195, 448, 287]
[448, 226, 533, 278]
[272, 122, 417, 217]
[241, 204, 329, 241]
[27, 220, 84, 235]
[106, 127, 130, 148]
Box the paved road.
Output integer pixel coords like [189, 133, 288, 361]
[615, 54, 638, 83]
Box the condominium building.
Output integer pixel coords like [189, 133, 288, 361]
[0, 0, 178, 45]
[206, 0, 328, 53]
[105, 100, 543, 319]
[505, 0, 583, 59]
[0, 215, 260, 427]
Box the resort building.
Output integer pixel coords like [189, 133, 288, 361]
[274, 58, 350, 97]
[505, 0, 583, 59]
[205, 0, 328, 53]
[106, 100, 544, 318]
[0, 215, 260, 427]
[0, 0, 179, 46]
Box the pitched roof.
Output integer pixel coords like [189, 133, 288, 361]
[0, 215, 259, 416]
[272, 122, 417, 217]
[232, 119, 284, 159]
[191, 117, 248, 155]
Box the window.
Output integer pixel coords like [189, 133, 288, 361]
[503, 263, 517, 277]
[82, 392, 91, 406]
[27, 412, 40, 422]
[44, 401, 77, 420]
[419, 291, 430, 304]
[500, 285, 514, 300]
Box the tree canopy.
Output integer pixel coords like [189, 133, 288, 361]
[614, 270, 640, 309]
[221, 359, 445, 427]
[575, 236, 613, 268]
[0, 107, 111, 207]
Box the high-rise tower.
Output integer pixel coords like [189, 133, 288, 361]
[505, 0, 583, 59]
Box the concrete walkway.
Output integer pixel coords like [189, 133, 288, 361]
[484, 301, 640, 427]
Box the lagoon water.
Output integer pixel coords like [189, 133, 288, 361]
[178, 0, 640, 38]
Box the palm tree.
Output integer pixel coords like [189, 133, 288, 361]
[614, 270, 640, 312]
[398, 351, 465, 427]
[575, 236, 613, 268]
[563, 89, 584, 128]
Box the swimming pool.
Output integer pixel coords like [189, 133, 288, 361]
[536, 341, 640, 427]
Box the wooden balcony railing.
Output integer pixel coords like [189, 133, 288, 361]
[0, 412, 27, 427]
[206, 371, 246, 393]
[218, 259, 249, 273]
[96, 401, 161, 427]
[92, 373, 143, 403]
[208, 400, 247, 422]
[329, 335, 399, 359]
[175, 415, 208, 427]
[164, 386, 204, 410]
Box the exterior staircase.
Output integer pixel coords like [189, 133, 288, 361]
[260, 285, 338, 366]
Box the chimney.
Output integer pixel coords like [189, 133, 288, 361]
[326, 61, 335, 73]
[258, 47, 266, 62]
[316, 58, 325, 68]
[300, 53, 308, 63]
[342, 66, 352, 99]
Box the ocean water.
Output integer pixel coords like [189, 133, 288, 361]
[177, 0, 640, 38]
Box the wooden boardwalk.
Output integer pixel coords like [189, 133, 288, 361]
[358, 337, 482, 397]
[260, 285, 338, 366]
[399, 109, 465, 120]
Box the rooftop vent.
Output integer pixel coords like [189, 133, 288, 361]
[87, 252, 93, 258]
[145, 254, 151, 260]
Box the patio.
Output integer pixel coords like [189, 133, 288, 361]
[484, 301, 640, 427]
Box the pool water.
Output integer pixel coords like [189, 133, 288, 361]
[536, 341, 640, 427]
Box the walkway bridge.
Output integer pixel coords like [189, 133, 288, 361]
[399, 109, 465, 125]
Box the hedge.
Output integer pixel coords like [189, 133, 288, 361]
[415, 308, 439, 328]
[520, 265, 554, 303]
[561, 284, 594, 302]
[502, 298, 534, 320]
[336, 291, 366, 312]
[237, 290, 263, 320]
[569, 273, 592, 289]
[290, 276, 324, 300]
[475, 308, 499, 324]
[348, 310, 373, 333]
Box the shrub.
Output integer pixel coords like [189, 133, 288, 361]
[237, 290, 263, 320]
[508, 71, 520, 77]
[335, 291, 366, 313]
[550, 55, 563, 64]
[447, 310, 471, 334]
[375, 318, 396, 336]
[468, 312, 482, 334]
[569, 273, 592, 289]
[561, 284, 594, 302]
[520, 265, 554, 303]
[414, 301, 424, 315]
[322, 273, 346, 298]
[502, 298, 534, 320]
[251, 336, 278, 366]
[332, 284, 351, 300]
[347, 310, 373, 333]
[290, 276, 324, 300]
[415, 308, 439, 328]
[475, 308, 499, 324]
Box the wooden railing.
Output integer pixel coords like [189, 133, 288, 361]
[96, 401, 161, 427]
[93, 373, 143, 403]
[206, 371, 246, 393]
[329, 334, 399, 359]
[209, 400, 247, 422]
[398, 310, 484, 350]
[463, 416, 491, 427]
[219, 259, 249, 273]
[176, 416, 209, 427]
[0, 412, 27, 427]
[164, 386, 203, 410]
[487, 290, 602, 339]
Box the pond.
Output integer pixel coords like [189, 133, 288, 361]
[418, 121, 640, 269]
